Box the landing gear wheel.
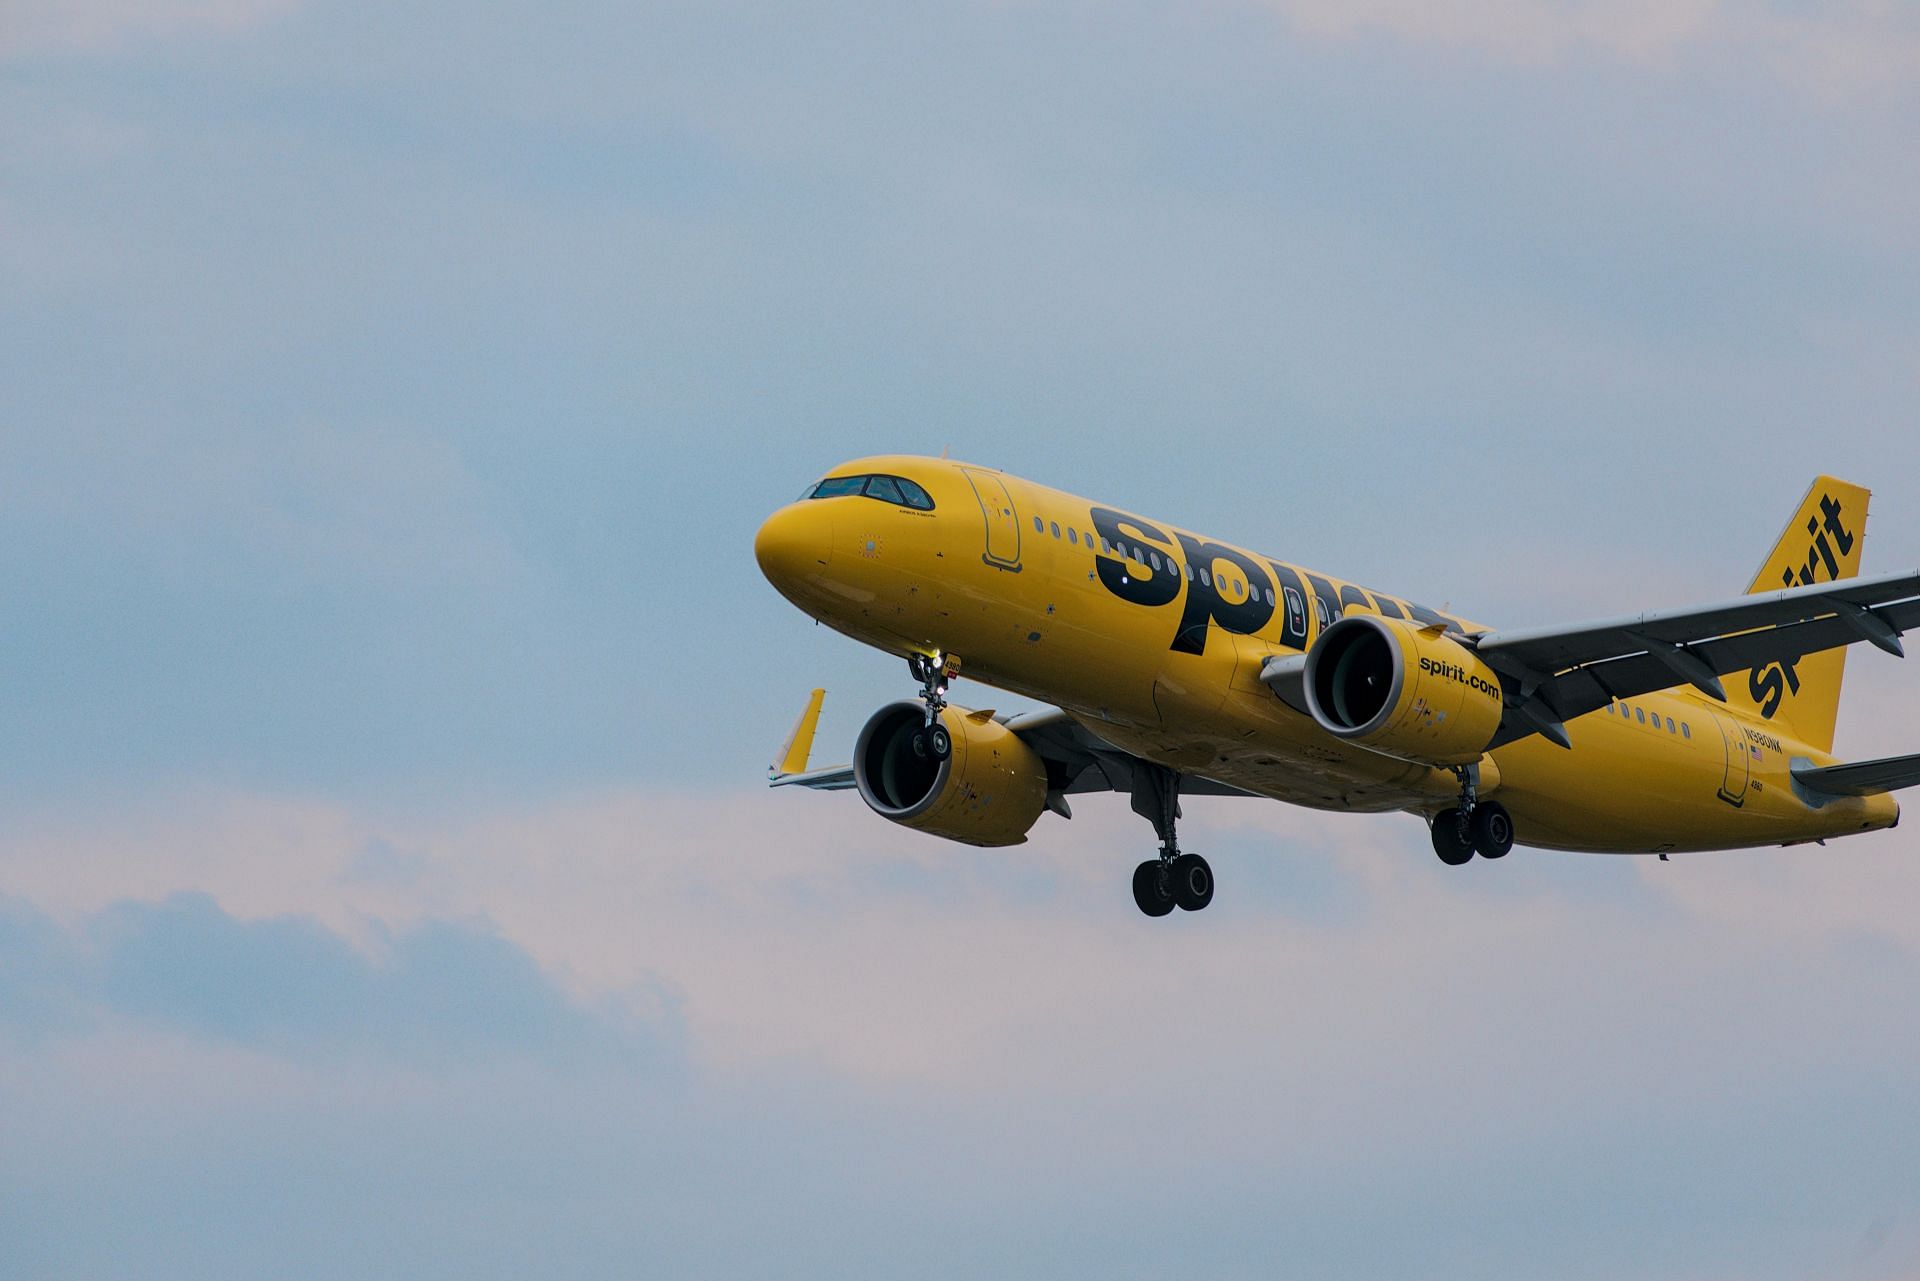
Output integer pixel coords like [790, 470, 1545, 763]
[1431, 809, 1475, 866]
[926, 723, 951, 761]
[1132, 860, 1176, 917]
[1470, 802, 1514, 859]
[1170, 853, 1214, 912]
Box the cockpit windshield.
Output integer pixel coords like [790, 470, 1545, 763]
[802, 473, 935, 510]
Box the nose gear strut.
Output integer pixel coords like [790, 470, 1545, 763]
[907, 653, 959, 761]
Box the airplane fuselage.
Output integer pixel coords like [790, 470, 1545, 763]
[755, 455, 1898, 854]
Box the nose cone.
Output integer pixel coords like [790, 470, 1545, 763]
[755, 502, 830, 595]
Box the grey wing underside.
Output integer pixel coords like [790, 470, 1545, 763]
[768, 767, 858, 790]
[1791, 752, 1920, 800]
[1469, 569, 1920, 749]
[768, 708, 1254, 800]
[999, 710, 1255, 798]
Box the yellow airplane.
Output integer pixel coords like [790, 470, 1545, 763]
[756, 458, 1920, 916]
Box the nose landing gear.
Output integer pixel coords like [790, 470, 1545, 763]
[907, 653, 959, 761]
[1129, 765, 1214, 917]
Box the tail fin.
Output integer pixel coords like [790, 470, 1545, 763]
[1723, 476, 1871, 753]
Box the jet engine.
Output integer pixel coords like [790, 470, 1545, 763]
[853, 701, 1050, 847]
[1303, 616, 1507, 767]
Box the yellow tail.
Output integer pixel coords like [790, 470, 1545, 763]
[1723, 476, 1871, 753]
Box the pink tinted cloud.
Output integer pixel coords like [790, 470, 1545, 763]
[3, 0, 297, 60]
[6, 780, 1920, 1136]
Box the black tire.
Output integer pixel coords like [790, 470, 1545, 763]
[927, 724, 952, 760]
[1471, 802, 1514, 859]
[1431, 809, 1475, 865]
[1170, 853, 1214, 911]
[1132, 860, 1176, 917]
[910, 728, 929, 759]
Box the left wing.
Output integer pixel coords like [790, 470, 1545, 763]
[767, 694, 1251, 799]
[768, 687, 857, 789]
[1469, 569, 1920, 748]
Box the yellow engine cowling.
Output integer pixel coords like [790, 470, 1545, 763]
[853, 701, 1050, 847]
[1303, 616, 1506, 767]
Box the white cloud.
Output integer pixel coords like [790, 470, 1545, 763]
[9, 783, 1920, 1274]
[1260, 0, 1920, 93]
[1267, 0, 1718, 65]
[1, 0, 296, 59]
[8, 780, 1920, 1104]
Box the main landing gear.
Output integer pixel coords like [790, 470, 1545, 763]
[907, 653, 955, 761]
[1130, 765, 1213, 917]
[1430, 764, 1514, 865]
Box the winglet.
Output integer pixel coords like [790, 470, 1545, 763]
[772, 688, 827, 779]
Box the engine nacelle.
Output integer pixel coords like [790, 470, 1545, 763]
[1303, 616, 1506, 767]
[853, 701, 1050, 847]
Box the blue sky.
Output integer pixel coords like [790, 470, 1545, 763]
[5, 1, 1920, 1276]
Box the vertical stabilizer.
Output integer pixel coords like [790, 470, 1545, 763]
[1723, 477, 1870, 753]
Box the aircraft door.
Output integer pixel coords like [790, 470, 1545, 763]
[960, 468, 1023, 572]
[1709, 708, 1751, 808]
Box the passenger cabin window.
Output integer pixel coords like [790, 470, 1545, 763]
[805, 474, 935, 510]
[1666, 717, 1676, 733]
[1682, 723, 1691, 739]
[1635, 708, 1646, 724]
[1033, 516, 1044, 532]
[1068, 528, 1078, 545]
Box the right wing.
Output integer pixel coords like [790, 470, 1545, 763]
[1468, 569, 1920, 748]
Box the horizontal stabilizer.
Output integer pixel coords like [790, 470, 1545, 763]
[1791, 753, 1920, 798]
